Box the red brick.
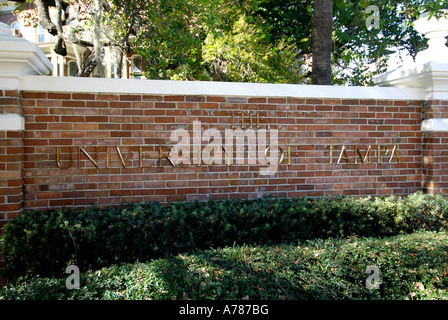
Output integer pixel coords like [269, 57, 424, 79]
[73, 123, 98, 130]
[155, 102, 176, 108]
[95, 94, 118, 101]
[62, 100, 86, 107]
[177, 102, 199, 109]
[0, 97, 20, 105]
[120, 95, 141, 101]
[35, 115, 60, 122]
[110, 101, 132, 108]
[268, 98, 287, 104]
[49, 108, 74, 115]
[203, 96, 224, 103]
[61, 116, 85, 122]
[48, 93, 71, 100]
[72, 93, 96, 100]
[142, 95, 163, 101]
[132, 101, 155, 109]
[61, 131, 85, 138]
[22, 92, 46, 99]
[86, 116, 108, 122]
[5, 90, 19, 97]
[164, 96, 185, 102]
[341, 99, 360, 105]
[86, 101, 108, 108]
[306, 99, 324, 105]
[186, 96, 206, 102]
[36, 99, 62, 107]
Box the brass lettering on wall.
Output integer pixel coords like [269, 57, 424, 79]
[232, 112, 262, 130]
[53, 113, 402, 170]
[78, 147, 98, 169]
[54, 144, 402, 170]
[327, 145, 401, 165]
[56, 147, 73, 169]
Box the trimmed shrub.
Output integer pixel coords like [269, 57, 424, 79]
[1, 191, 447, 283]
[2, 230, 448, 300]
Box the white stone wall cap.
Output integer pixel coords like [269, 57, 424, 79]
[20, 75, 425, 101]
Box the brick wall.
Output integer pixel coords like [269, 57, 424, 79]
[19, 91, 423, 212]
[422, 100, 448, 195]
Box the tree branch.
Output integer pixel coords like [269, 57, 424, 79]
[36, 0, 57, 35]
[54, 0, 67, 56]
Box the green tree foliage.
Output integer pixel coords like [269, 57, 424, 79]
[131, 0, 305, 82]
[131, 0, 216, 80]
[202, 15, 304, 83]
[249, 0, 448, 85]
[12, 0, 448, 84]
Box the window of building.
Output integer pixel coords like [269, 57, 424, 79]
[68, 61, 78, 77]
[38, 24, 46, 43]
[132, 55, 142, 79]
[11, 21, 20, 30]
[10, 21, 21, 37]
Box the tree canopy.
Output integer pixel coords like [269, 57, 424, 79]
[10, 0, 448, 85]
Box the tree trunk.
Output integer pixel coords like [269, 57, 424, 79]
[93, 0, 105, 77]
[54, 0, 67, 56]
[311, 0, 334, 85]
[73, 44, 83, 74]
[36, 0, 57, 35]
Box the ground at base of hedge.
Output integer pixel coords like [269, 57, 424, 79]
[1, 230, 448, 300]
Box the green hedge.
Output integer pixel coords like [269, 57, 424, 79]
[1, 192, 448, 283]
[2, 231, 448, 300]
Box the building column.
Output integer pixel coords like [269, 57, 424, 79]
[105, 47, 111, 78]
[375, 10, 448, 195]
[0, 22, 51, 285]
[59, 55, 65, 77]
[123, 56, 129, 79]
[52, 50, 58, 76]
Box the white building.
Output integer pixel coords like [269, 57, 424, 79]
[0, 1, 144, 78]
